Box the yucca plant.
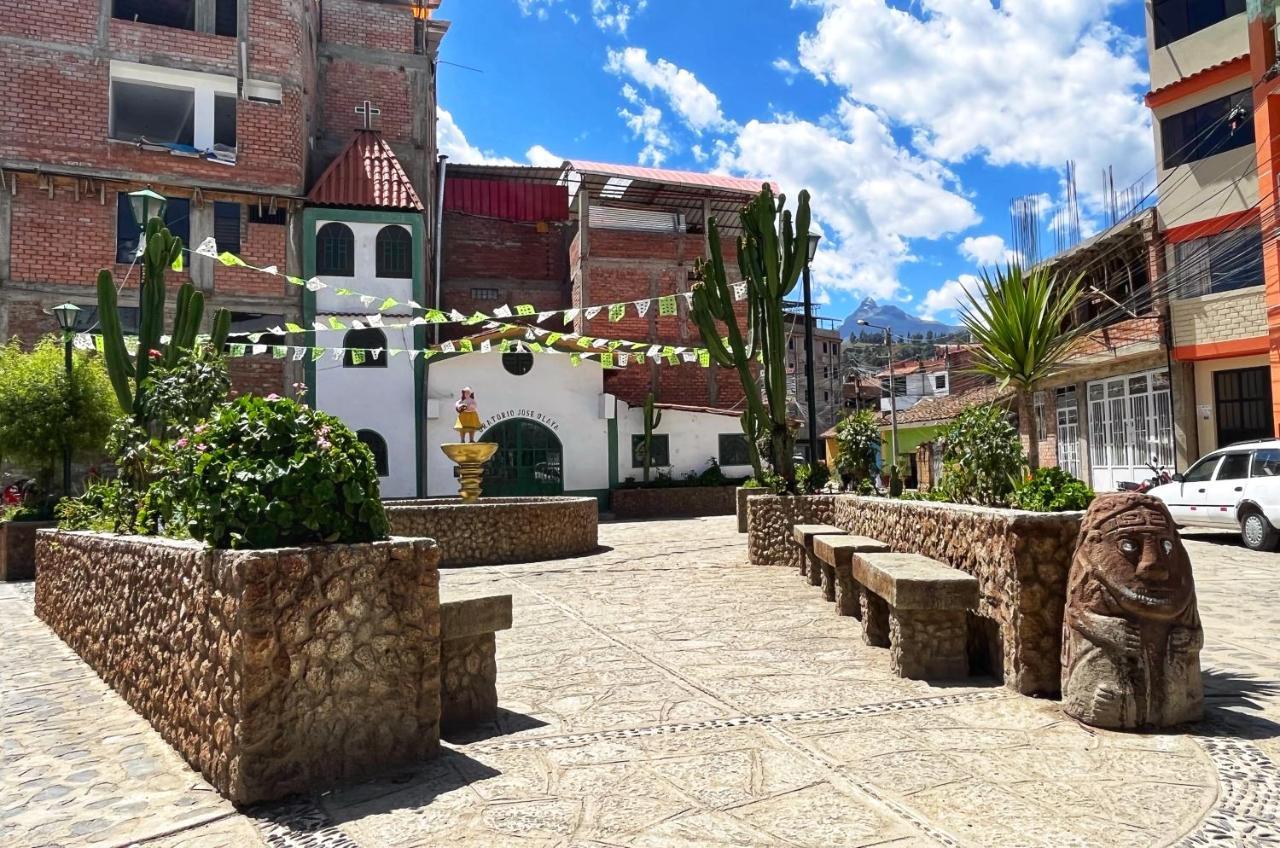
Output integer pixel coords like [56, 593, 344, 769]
[958, 265, 1085, 470]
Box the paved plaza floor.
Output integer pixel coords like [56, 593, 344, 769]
[2, 517, 1279, 847]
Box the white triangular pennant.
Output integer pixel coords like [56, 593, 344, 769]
[359, 295, 375, 307]
[305, 277, 327, 291]
[584, 306, 602, 320]
[195, 237, 219, 258]
[563, 308, 579, 324]
[635, 299, 651, 317]
[441, 341, 456, 353]
[537, 311, 555, 322]
[493, 305, 512, 318]
[480, 340, 492, 353]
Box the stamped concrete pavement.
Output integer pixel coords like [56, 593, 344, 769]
[1, 517, 1278, 847]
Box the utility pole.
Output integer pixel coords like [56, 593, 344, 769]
[857, 319, 899, 474]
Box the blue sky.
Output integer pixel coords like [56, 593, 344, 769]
[436, 0, 1154, 327]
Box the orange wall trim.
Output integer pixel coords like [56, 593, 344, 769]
[1145, 55, 1250, 108]
[1173, 337, 1270, 361]
[1163, 208, 1261, 244]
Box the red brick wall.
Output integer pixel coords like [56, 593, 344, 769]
[213, 221, 290, 298]
[321, 0, 415, 53]
[0, 46, 306, 193]
[319, 58, 415, 141]
[0, 0, 98, 41]
[227, 357, 287, 398]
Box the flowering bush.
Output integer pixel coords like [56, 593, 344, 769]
[1009, 467, 1094, 512]
[146, 395, 388, 549]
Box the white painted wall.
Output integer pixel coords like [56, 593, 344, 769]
[423, 352, 611, 496]
[313, 220, 417, 312]
[311, 219, 419, 498]
[615, 403, 755, 483]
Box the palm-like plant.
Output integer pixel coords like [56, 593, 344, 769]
[958, 265, 1085, 470]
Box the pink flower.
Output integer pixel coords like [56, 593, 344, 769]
[266, 393, 281, 401]
[317, 438, 332, 450]
[148, 348, 162, 359]
[176, 438, 189, 448]
[193, 424, 207, 434]
[195, 443, 208, 452]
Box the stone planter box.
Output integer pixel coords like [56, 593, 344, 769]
[385, 497, 597, 567]
[736, 486, 767, 533]
[611, 485, 738, 520]
[0, 519, 58, 581]
[746, 494, 838, 568]
[832, 496, 1082, 697]
[35, 531, 443, 805]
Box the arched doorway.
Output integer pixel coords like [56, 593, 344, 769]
[482, 418, 564, 497]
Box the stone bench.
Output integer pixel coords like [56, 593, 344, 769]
[850, 552, 978, 681]
[440, 594, 513, 729]
[790, 524, 847, 589]
[812, 535, 892, 615]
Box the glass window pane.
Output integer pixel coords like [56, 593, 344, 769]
[213, 202, 241, 255]
[111, 80, 194, 145]
[1251, 448, 1280, 477]
[213, 94, 236, 147]
[1216, 452, 1251, 481]
[1184, 456, 1221, 483]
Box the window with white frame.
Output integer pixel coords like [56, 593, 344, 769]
[109, 61, 236, 150]
[1055, 386, 1081, 479]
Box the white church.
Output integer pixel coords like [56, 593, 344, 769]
[301, 130, 752, 500]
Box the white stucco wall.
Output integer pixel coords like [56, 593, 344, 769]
[615, 403, 755, 483]
[423, 352, 611, 496]
[311, 218, 419, 498]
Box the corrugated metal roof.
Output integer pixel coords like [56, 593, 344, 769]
[444, 177, 569, 221]
[308, 130, 424, 211]
[563, 159, 771, 195]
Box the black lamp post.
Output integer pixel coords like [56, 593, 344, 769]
[801, 231, 821, 462]
[857, 318, 899, 478]
[52, 302, 81, 496]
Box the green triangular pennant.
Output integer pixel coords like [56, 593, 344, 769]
[608, 303, 625, 322]
[658, 295, 677, 316]
[515, 304, 535, 316]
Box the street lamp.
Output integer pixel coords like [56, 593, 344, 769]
[857, 318, 899, 484]
[127, 188, 167, 230]
[801, 231, 821, 464]
[51, 302, 81, 497]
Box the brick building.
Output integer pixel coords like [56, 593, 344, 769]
[0, 0, 446, 398]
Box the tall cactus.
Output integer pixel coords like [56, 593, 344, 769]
[641, 392, 663, 483]
[97, 217, 232, 423]
[693, 184, 810, 487]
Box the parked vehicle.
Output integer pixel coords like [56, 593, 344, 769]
[1147, 439, 1280, 551]
[1118, 458, 1172, 494]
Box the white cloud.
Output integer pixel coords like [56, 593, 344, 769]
[797, 0, 1152, 210]
[605, 48, 733, 133]
[920, 273, 983, 322]
[958, 235, 1018, 267]
[592, 0, 647, 34]
[514, 0, 561, 21]
[620, 101, 671, 166]
[437, 108, 557, 167]
[719, 101, 980, 301]
[773, 57, 801, 84]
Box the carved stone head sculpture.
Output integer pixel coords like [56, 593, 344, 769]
[1061, 492, 1203, 729]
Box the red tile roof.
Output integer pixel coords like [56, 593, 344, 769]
[1145, 55, 1250, 108]
[308, 130, 424, 211]
[886, 383, 1011, 427]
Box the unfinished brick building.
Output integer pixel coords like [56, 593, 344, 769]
[0, 0, 446, 396]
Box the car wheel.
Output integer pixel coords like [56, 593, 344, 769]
[1240, 510, 1279, 551]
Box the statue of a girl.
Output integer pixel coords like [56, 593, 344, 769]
[454, 387, 481, 443]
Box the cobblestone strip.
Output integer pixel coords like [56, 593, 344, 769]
[247, 797, 363, 848]
[1173, 737, 1280, 847]
[463, 691, 1011, 754]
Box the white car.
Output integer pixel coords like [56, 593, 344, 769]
[1148, 439, 1280, 551]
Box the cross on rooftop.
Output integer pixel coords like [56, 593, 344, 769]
[355, 100, 381, 130]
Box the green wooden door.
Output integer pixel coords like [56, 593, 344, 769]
[482, 418, 564, 497]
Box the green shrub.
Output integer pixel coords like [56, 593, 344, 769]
[796, 462, 831, 494]
[1010, 467, 1094, 512]
[55, 480, 139, 533]
[939, 403, 1024, 507]
[147, 395, 389, 549]
[834, 410, 880, 486]
[0, 337, 119, 493]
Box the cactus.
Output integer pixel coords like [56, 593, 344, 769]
[692, 184, 810, 488]
[641, 392, 663, 483]
[97, 217, 232, 423]
[738, 404, 765, 481]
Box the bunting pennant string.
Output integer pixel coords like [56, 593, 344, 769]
[177, 237, 724, 336]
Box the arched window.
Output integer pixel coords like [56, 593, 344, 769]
[502, 350, 534, 376]
[316, 222, 354, 276]
[343, 327, 387, 367]
[375, 225, 413, 278]
[356, 429, 389, 477]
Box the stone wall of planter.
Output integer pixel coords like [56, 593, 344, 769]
[611, 486, 738, 520]
[832, 496, 1082, 697]
[736, 487, 768, 533]
[385, 497, 598, 567]
[35, 531, 443, 804]
[0, 519, 57, 581]
[747, 495, 838, 568]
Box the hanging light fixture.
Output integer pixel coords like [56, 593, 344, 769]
[127, 188, 167, 229]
